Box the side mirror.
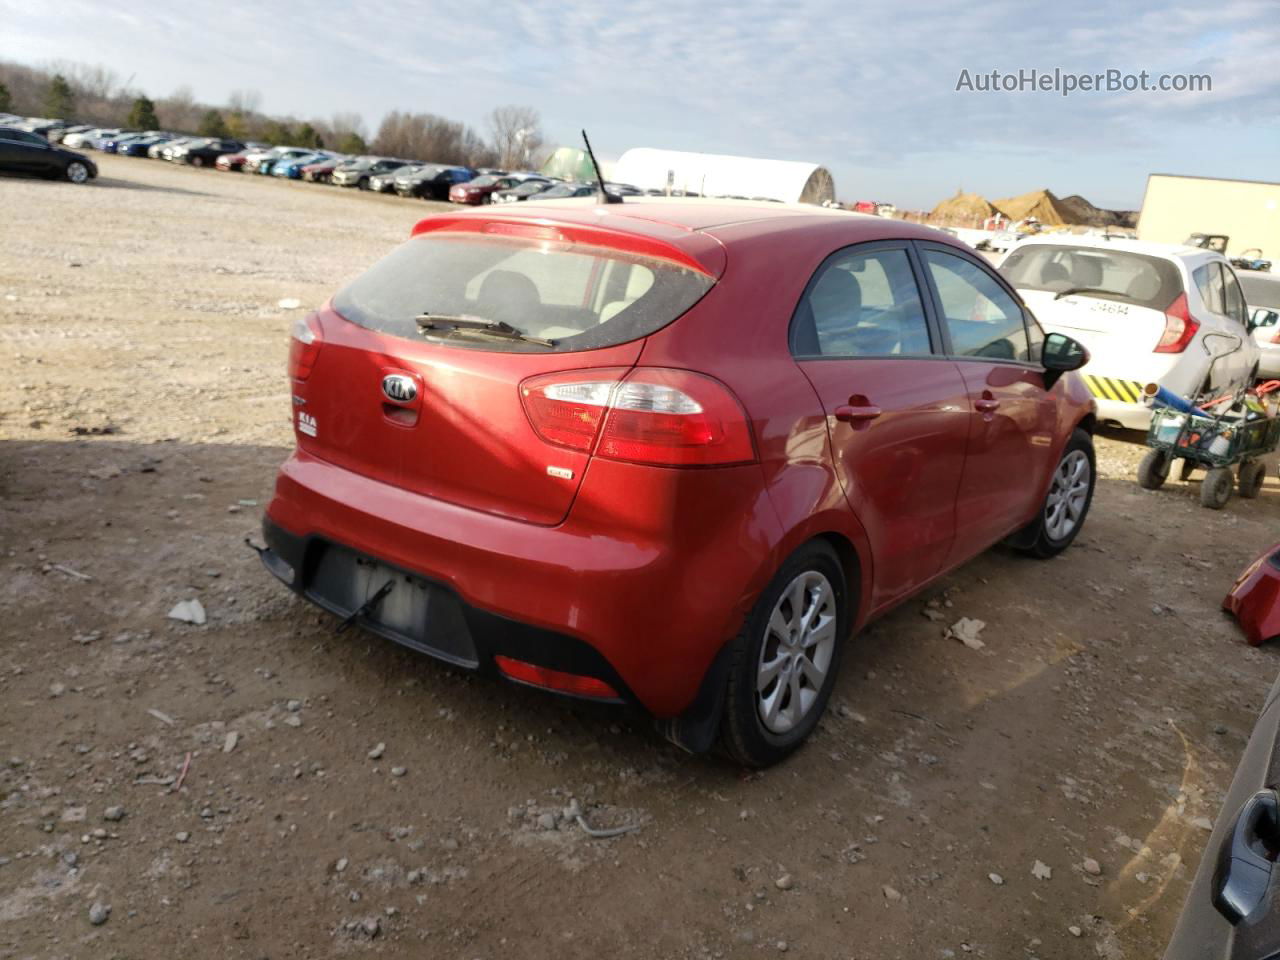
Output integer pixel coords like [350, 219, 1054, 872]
[1041, 332, 1089, 389]
[1249, 309, 1278, 332]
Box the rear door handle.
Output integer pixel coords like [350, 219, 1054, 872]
[974, 398, 1000, 413]
[834, 404, 882, 423]
[1213, 789, 1280, 924]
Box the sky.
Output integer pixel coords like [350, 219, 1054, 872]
[4, 0, 1278, 210]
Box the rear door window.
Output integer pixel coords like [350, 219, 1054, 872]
[1001, 244, 1182, 312]
[790, 247, 933, 357]
[1222, 265, 1250, 327]
[1194, 262, 1225, 313]
[924, 250, 1030, 361]
[332, 232, 714, 353]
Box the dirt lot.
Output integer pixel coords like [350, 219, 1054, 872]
[3, 154, 1280, 959]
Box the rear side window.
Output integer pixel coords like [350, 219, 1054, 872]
[1194, 262, 1225, 313]
[791, 247, 932, 358]
[925, 250, 1030, 361]
[1222, 266, 1249, 326]
[1000, 244, 1182, 312]
[332, 232, 714, 353]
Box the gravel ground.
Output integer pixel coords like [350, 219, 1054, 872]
[3, 154, 1280, 959]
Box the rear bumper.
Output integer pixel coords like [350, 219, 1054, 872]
[259, 515, 633, 704]
[263, 449, 778, 719]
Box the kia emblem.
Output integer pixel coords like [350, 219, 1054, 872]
[381, 374, 417, 403]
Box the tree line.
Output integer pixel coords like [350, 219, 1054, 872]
[0, 60, 545, 169]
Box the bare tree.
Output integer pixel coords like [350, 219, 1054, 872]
[330, 111, 366, 142]
[372, 111, 487, 165]
[228, 88, 262, 115]
[161, 84, 199, 131]
[487, 106, 543, 170]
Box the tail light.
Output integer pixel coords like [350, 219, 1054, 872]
[520, 367, 756, 466]
[494, 656, 619, 700]
[1155, 293, 1200, 353]
[287, 312, 324, 381]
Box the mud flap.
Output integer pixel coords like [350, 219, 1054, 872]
[654, 642, 734, 754]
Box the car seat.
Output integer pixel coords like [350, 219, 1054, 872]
[1125, 271, 1161, 303]
[1039, 260, 1071, 289]
[476, 270, 541, 326]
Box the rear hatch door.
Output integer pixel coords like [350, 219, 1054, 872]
[293, 214, 723, 526]
[1001, 243, 1184, 395]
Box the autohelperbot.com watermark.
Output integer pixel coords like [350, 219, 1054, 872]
[955, 68, 1212, 96]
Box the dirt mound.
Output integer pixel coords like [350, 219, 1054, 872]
[1059, 194, 1138, 229]
[993, 188, 1078, 226]
[929, 190, 1005, 224]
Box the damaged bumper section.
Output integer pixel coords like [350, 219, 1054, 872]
[256, 516, 629, 703]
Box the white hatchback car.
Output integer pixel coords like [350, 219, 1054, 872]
[1238, 271, 1280, 379]
[999, 236, 1260, 429]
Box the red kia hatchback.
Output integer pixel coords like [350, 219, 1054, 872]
[259, 199, 1097, 766]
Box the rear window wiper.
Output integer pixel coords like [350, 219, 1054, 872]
[415, 313, 556, 348]
[1053, 286, 1122, 301]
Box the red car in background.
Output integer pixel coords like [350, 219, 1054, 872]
[1224, 542, 1280, 645]
[258, 200, 1095, 766]
[301, 157, 344, 183]
[449, 173, 548, 205]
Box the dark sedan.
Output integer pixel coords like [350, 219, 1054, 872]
[491, 178, 559, 203]
[394, 164, 475, 200]
[0, 127, 97, 183]
[529, 181, 642, 201]
[176, 138, 245, 167]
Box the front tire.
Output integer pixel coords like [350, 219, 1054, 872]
[719, 542, 849, 768]
[1137, 448, 1171, 490]
[64, 161, 90, 184]
[1238, 460, 1266, 499]
[1201, 467, 1234, 509]
[1018, 428, 1096, 558]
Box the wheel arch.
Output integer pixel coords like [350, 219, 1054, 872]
[760, 508, 873, 633]
[813, 531, 863, 626]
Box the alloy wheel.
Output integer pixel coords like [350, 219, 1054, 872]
[1045, 449, 1090, 540]
[66, 162, 88, 184]
[756, 571, 837, 734]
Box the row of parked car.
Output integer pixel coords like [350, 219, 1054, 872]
[2, 114, 652, 206]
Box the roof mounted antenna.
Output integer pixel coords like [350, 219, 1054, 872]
[581, 129, 621, 204]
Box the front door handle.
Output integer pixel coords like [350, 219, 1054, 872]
[834, 404, 882, 424]
[974, 398, 1000, 413]
[1213, 789, 1280, 924]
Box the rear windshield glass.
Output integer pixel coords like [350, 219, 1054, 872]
[999, 244, 1183, 312]
[332, 232, 716, 353]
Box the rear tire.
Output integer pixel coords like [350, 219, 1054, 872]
[1201, 467, 1234, 509]
[192, 156, 204, 167]
[1238, 460, 1266, 498]
[64, 161, 89, 184]
[718, 542, 848, 768]
[1137, 449, 1171, 490]
[1018, 429, 1096, 558]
